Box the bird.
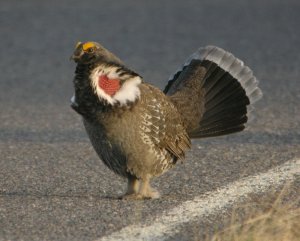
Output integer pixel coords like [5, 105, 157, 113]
[70, 41, 262, 199]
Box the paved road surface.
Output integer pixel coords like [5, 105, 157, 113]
[0, 0, 299, 240]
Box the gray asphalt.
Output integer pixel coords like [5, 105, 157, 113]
[0, 0, 300, 240]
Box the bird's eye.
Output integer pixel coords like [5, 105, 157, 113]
[87, 47, 94, 53]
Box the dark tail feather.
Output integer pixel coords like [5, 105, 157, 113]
[165, 46, 262, 138]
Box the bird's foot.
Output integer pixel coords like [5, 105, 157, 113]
[120, 189, 160, 200]
[140, 187, 160, 199]
[120, 193, 144, 200]
[121, 176, 160, 200]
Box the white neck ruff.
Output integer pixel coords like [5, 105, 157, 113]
[90, 65, 142, 106]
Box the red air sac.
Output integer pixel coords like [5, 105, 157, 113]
[98, 75, 120, 96]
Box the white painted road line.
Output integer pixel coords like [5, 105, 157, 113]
[97, 159, 300, 241]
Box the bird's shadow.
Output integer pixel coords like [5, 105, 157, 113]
[0, 191, 120, 201]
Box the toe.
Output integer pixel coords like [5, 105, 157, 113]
[120, 193, 143, 200]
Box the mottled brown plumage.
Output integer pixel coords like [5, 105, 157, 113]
[168, 60, 207, 134]
[71, 42, 262, 199]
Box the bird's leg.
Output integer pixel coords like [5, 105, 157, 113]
[121, 175, 160, 200]
[138, 175, 160, 199]
[126, 175, 140, 195]
[121, 175, 140, 200]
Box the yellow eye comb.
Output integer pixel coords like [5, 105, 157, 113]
[82, 42, 96, 51]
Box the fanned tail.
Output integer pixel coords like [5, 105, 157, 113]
[164, 46, 262, 138]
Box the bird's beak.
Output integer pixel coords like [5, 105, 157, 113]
[70, 54, 76, 61]
[71, 41, 83, 61]
[70, 53, 82, 62]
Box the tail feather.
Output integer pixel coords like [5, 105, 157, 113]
[205, 88, 249, 112]
[197, 116, 247, 137]
[205, 74, 241, 103]
[191, 126, 245, 138]
[194, 115, 247, 132]
[199, 106, 247, 129]
[164, 46, 262, 138]
[201, 102, 248, 124]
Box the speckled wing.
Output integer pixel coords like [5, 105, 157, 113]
[139, 84, 191, 161]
